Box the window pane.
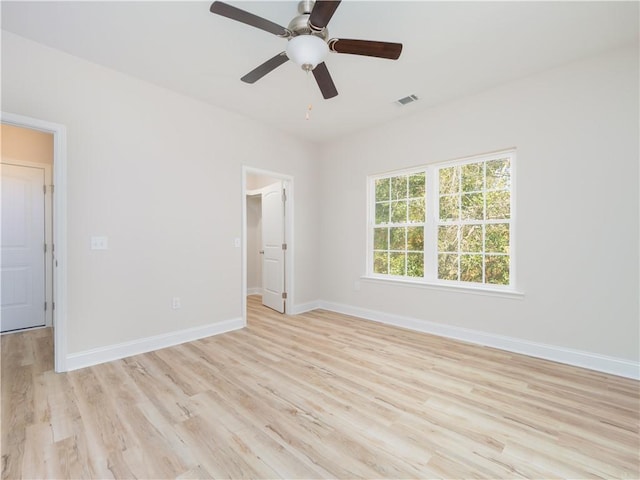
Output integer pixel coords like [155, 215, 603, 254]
[485, 223, 510, 253]
[390, 200, 408, 223]
[439, 195, 459, 221]
[460, 254, 483, 282]
[439, 166, 459, 195]
[375, 178, 390, 202]
[485, 255, 509, 285]
[461, 192, 484, 220]
[408, 199, 425, 223]
[486, 191, 510, 219]
[407, 226, 424, 251]
[408, 173, 426, 198]
[371, 171, 427, 281]
[460, 224, 482, 252]
[461, 162, 483, 192]
[391, 176, 408, 200]
[389, 227, 406, 250]
[390, 252, 406, 275]
[438, 225, 458, 252]
[375, 202, 389, 224]
[374, 228, 388, 250]
[438, 254, 458, 280]
[407, 252, 424, 277]
[486, 158, 510, 190]
[373, 251, 389, 274]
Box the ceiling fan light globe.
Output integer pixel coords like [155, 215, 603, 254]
[286, 34, 328, 70]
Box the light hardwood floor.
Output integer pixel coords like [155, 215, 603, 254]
[2, 296, 639, 479]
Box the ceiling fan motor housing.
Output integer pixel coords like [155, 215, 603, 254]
[288, 1, 329, 40]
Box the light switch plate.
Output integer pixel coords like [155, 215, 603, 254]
[91, 236, 108, 250]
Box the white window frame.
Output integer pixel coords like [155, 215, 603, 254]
[366, 149, 519, 296]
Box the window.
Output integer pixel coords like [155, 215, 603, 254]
[368, 150, 514, 290]
[373, 172, 426, 277]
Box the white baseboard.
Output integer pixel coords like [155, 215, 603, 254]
[65, 317, 244, 372]
[289, 300, 322, 315]
[247, 287, 263, 296]
[63, 302, 639, 380]
[319, 301, 640, 380]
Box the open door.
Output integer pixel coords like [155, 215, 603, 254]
[1, 164, 46, 332]
[261, 181, 286, 313]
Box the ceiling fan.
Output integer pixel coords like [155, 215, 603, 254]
[209, 0, 403, 99]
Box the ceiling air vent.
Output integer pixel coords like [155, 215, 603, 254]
[396, 94, 419, 106]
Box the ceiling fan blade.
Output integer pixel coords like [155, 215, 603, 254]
[329, 39, 403, 60]
[308, 0, 341, 32]
[210, 2, 289, 37]
[241, 52, 289, 84]
[312, 62, 338, 99]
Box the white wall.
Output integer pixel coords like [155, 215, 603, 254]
[319, 45, 639, 363]
[1, 31, 321, 356]
[1, 124, 53, 165]
[246, 195, 262, 293]
[246, 174, 280, 191]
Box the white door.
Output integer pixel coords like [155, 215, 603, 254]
[1, 164, 46, 332]
[261, 181, 286, 313]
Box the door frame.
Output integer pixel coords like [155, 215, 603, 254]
[242, 166, 294, 323]
[2, 112, 68, 373]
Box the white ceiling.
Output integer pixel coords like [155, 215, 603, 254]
[2, 1, 638, 143]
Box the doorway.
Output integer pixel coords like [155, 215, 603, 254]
[1, 112, 68, 372]
[1, 134, 52, 331]
[242, 167, 294, 323]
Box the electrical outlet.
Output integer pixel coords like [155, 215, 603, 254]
[172, 297, 181, 309]
[90, 236, 108, 250]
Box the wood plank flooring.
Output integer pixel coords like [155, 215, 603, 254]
[2, 295, 639, 479]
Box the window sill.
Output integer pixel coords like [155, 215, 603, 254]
[360, 275, 525, 299]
